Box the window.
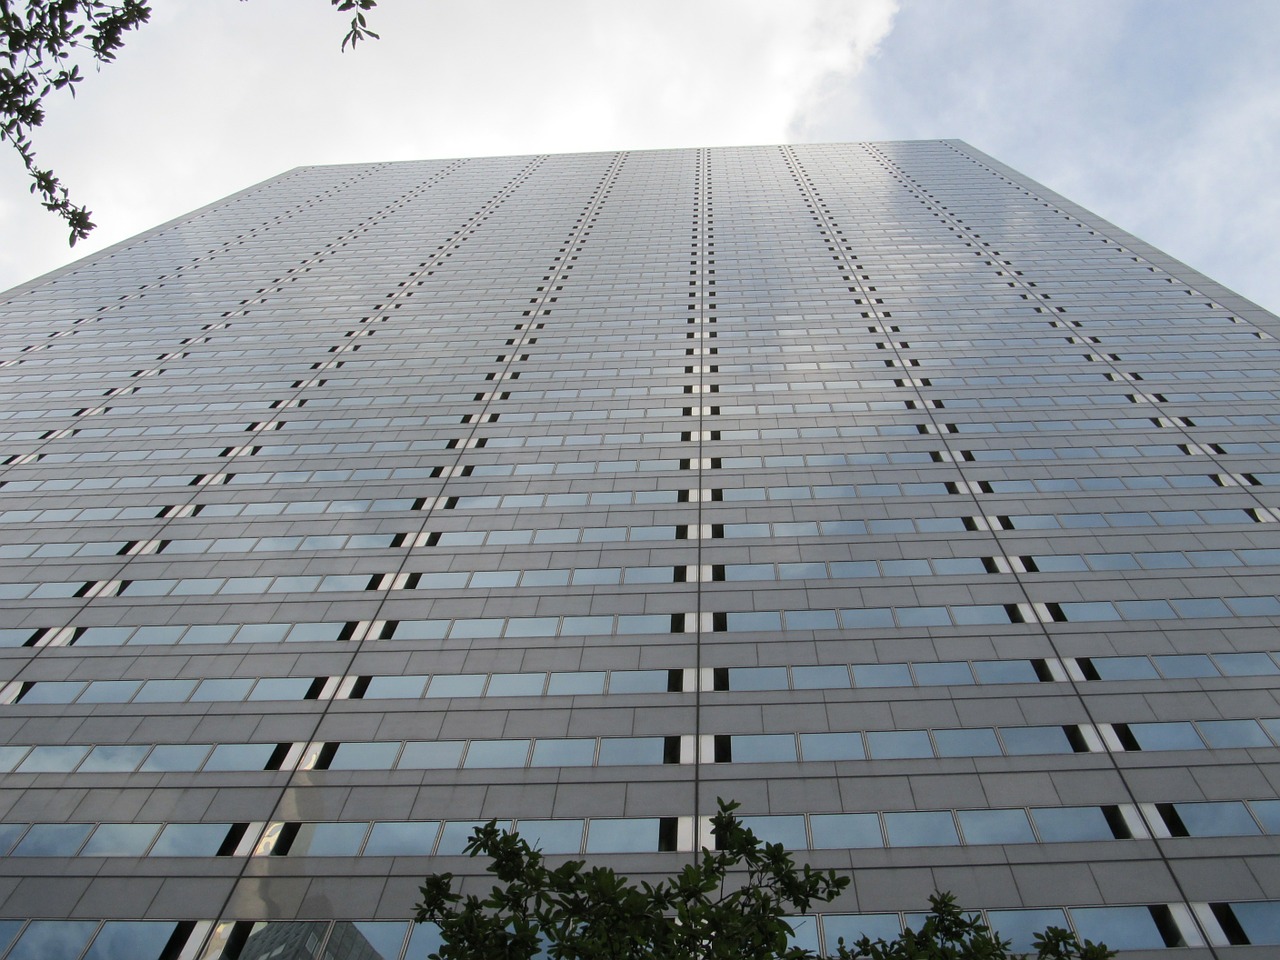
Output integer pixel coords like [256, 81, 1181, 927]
[11, 823, 92, 856]
[934, 728, 1002, 757]
[799, 733, 864, 761]
[81, 823, 160, 857]
[463, 740, 531, 768]
[1031, 806, 1117, 842]
[809, 813, 882, 849]
[4, 921, 98, 960]
[512, 820, 584, 854]
[150, 823, 232, 857]
[364, 821, 440, 857]
[884, 811, 958, 846]
[1069, 906, 1173, 950]
[986, 910, 1069, 953]
[1127, 722, 1204, 751]
[867, 730, 933, 759]
[1000, 726, 1074, 755]
[585, 818, 666, 853]
[957, 809, 1035, 844]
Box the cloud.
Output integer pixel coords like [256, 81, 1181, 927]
[793, 0, 1280, 314]
[0, 0, 897, 294]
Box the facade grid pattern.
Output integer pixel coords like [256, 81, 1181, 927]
[0, 141, 1278, 957]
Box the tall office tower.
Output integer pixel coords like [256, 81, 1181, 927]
[1, 141, 1279, 959]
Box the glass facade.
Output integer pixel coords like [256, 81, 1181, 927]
[0, 141, 1278, 955]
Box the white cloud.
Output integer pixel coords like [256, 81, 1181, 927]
[793, 0, 1280, 315]
[0, 0, 897, 293]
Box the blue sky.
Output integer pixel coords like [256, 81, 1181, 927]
[1, 0, 1276, 314]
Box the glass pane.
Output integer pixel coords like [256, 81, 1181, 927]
[791, 665, 850, 689]
[79, 680, 141, 703]
[150, 823, 231, 856]
[0, 823, 26, 854]
[884, 811, 959, 846]
[933, 729, 1001, 757]
[731, 735, 797, 762]
[738, 815, 806, 849]
[233, 922, 326, 960]
[852, 664, 913, 688]
[585, 818, 659, 853]
[11, 822, 93, 856]
[0, 921, 23, 958]
[785, 916, 819, 952]
[81, 823, 160, 857]
[326, 921, 408, 960]
[425, 674, 486, 698]
[867, 730, 933, 759]
[530, 739, 596, 767]
[597, 737, 666, 765]
[607, 671, 671, 694]
[1252, 799, 1280, 833]
[404, 923, 443, 960]
[1090, 657, 1159, 681]
[16, 745, 88, 773]
[1031, 806, 1115, 842]
[19, 681, 83, 704]
[364, 821, 440, 857]
[288, 822, 368, 857]
[1216, 653, 1280, 676]
[512, 819, 584, 854]
[546, 671, 605, 695]
[1154, 654, 1216, 678]
[205, 743, 278, 771]
[1173, 801, 1259, 837]
[83, 921, 180, 960]
[398, 741, 465, 769]
[486, 673, 545, 697]
[1069, 906, 1165, 950]
[79, 744, 150, 773]
[191, 678, 254, 701]
[810, 814, 883, 849]
[134, 679, 198, 702]
[5, 920, 98, 960]
[823, 914, 902, 951]
[727, 667, 789, 691]
[1000, 726, 1073, 755]
[1230, 901, 1280, 945]
[799, 733, 864, 761]
[363, 675, 429, 699]
[890, 814, 962, 849]
[0, 747, 29, 772]
[328, 742, 401, 770]
[986, 909, 1069, 953]
[913, 661, 973, 686]
[1129, 722, 1204, 751]
[957, 809, 1035, 844]
[972, 660, 1038, 683]
[1198, 719, 1269, 748]
[249, 677, 313, 700]
[140, 744, 211, 772]
[436, 820, 511, 856]
[463, 740, 530, 768]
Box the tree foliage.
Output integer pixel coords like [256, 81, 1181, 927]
[414, 799, 1114, 960]
[0, 0, 378, 245]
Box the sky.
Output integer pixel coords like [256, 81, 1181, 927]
[0, 0, 1277, 315]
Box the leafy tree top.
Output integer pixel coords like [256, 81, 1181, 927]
[0, 0, 378, 245]
[414, 799, 1114, 960]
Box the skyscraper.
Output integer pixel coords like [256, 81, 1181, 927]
[0, 140, 1278, 958]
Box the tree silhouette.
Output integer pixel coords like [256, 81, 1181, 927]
[415, 799, 1114, 960]
[0, 0, 378, 244]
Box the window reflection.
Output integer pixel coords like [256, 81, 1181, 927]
[6, 920, 98, 960]
[82, 921, 181, 960]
